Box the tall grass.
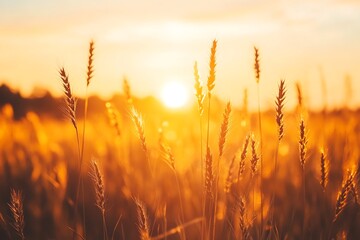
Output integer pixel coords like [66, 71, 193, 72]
[253, 46, 263, 232]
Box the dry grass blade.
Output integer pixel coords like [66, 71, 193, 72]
[254, 47, 260, 83]
[207, 40, 217, 95]
[320, 149, 328, 192]
[194, 61, 205, 116]
[218, 102, 231, 158]
[275, 79, 286, 140]
[299, 119, 307, 169]
[9, 189, 25, 240]
[86, 40, 95, 86]
[238, 135, 250, 181]
[334, 170, 355, 222]
[134, 199, 150, 240]
[250, 135, 259, 177]
[59, 67, 77, 129]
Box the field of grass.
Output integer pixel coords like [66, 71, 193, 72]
[0, 41, 359, 240]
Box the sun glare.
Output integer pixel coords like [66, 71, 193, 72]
[160, 81, 189, 109]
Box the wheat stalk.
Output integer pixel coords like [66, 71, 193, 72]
[296, 82, 303, 109]
[9, 189, 25, 240]
[90, 160, 108, 240]
[77, 40, 96, 239]
[334, 170, 355, 222]
[131, 107, 152, 176]
[86, 40, 94, 86]
[59, 66, 84, 239]
[238, 196, 250, 240]
[299, 118, 308, 238]
[205, 39, 217, 162]
[194, 61, 205, 116]
[207, 40, 217, 97]
[159, 132, 176, 171]
[131, 107, 147, 154]
[105, 102, 121, 136]
[123, 77, 133, 105]
[250, 135, 259, 177]
[194, 60, 206, 240]
[320, 149, 328, 192]
[135, 199, 150, 240]
[271, 79, 286, 233]
[253, 46, 263, 230]
[158, 133, 186, 236]
[225, 155, 236, 193]
[250, 134, 259, 217]
[204, 146, 214, 239]
[211, 101, 231, 239]
[91, 161, 105, 214]
[205, 147, 214, 198]
[254, 47, 260, 83]
[238, 135, 250, 182]
[275, 80, 286, 141]
[59, 67, 77, 130]
[299, 119, 307, 169]
[218, 102, 231, 158]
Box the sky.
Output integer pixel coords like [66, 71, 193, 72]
[1, 0, 360, 110]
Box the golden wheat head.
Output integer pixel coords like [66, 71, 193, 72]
[9, 189, 25, 240]
[205, 146, 214, 197]
[59, 67, 77, 130]
[91, 160, 105, 213]
[218, 101, 231, 157]
[134, 198, 150, 240]
[276, 79, 286, 140]
[254, 46, 260, 83]
[123, 77, 133, 104]
[299, 119, 307, 169]
[194, 61, 205, 116]
[86, 40, 95, 86]
[334, 170, 355, 222]
[225, 155, 236, 193]
[238, 135, 250, 181]
[207, 39, 217, 96]
[159, 131, 176, 171]
[131, 107, 147, 154]
[320, 149, 328, 192]
[250, 135, 259, 177]
[238, 196, 250, 240]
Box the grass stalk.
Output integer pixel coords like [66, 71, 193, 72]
[194, 61, 205, 240]
[254, 46, 263, 233]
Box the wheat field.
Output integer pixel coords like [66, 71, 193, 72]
[0, 40, 359, 240]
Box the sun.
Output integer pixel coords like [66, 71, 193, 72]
[160, 80, 189, 109]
